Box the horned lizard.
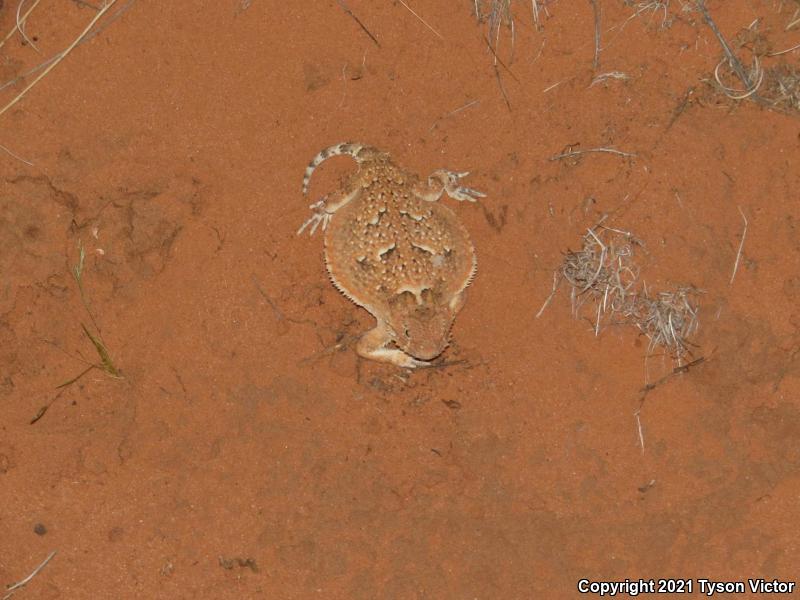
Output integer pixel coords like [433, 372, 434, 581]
[297, 143, 483, 368]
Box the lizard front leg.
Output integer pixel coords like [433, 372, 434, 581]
[413, 169, 486, 203]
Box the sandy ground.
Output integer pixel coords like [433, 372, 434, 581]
[1, 0, 799, 597]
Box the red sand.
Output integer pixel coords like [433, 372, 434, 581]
[1, 1, 798, 597]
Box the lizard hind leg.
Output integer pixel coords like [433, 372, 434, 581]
[356, 322, 430, 369]
[296, 185, 363, 236]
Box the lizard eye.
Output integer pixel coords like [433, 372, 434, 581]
[404, 328, 410, 337]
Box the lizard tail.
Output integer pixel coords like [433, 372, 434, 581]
[302, 142, 379, 196]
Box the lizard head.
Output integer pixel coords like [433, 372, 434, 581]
[386, 289, 459, 361]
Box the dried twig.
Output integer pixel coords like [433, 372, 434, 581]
[640, 356, 705, 396]
[589, 0, 601, 70]
[729, 206, 747, 285]
[494, 65, 512, 110]
[768, 41, 800, 57]
[482, 31, 517, 109]
[634, 410, 645, 454]
[0, 0, 122, 119]
[489, 0, 512, 60]
[590, 71, 630, 86]
[429, 99, 479, 132]
[543, 78, 569, 93]
[634, 356, 705, 453]
[396, 0, 443, 40]
[0, 0, 135, 93]
[336, 0, 379, 47]
[16, 0, 43, 52]
[0, 0, 42, 51]
[786, 8, 800, 31]
[3, 551, 57, 600]
[535, 271, 561, 318]
[531, 0, 542, 27]
[482, 33, 520, 82]
[550, 147, 637, 160]
[0, 143, 33, 165]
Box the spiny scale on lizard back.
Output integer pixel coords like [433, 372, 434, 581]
[324, 160, 475, 310]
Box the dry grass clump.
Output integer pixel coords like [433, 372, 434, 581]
[474, 0, 513, 31]
[622, 0, 697, 29]
[473, 0, 552, 34]
[621, 287, 700, 363]
[471, 0, 553, 107]
[623, 0, 675, 28]
[762, 64, 800, 112]
[697, 3, 800, 114]
[541, 225, 701, 364]
[560, 227, 641, 335]
[712, 50, 800, 113]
